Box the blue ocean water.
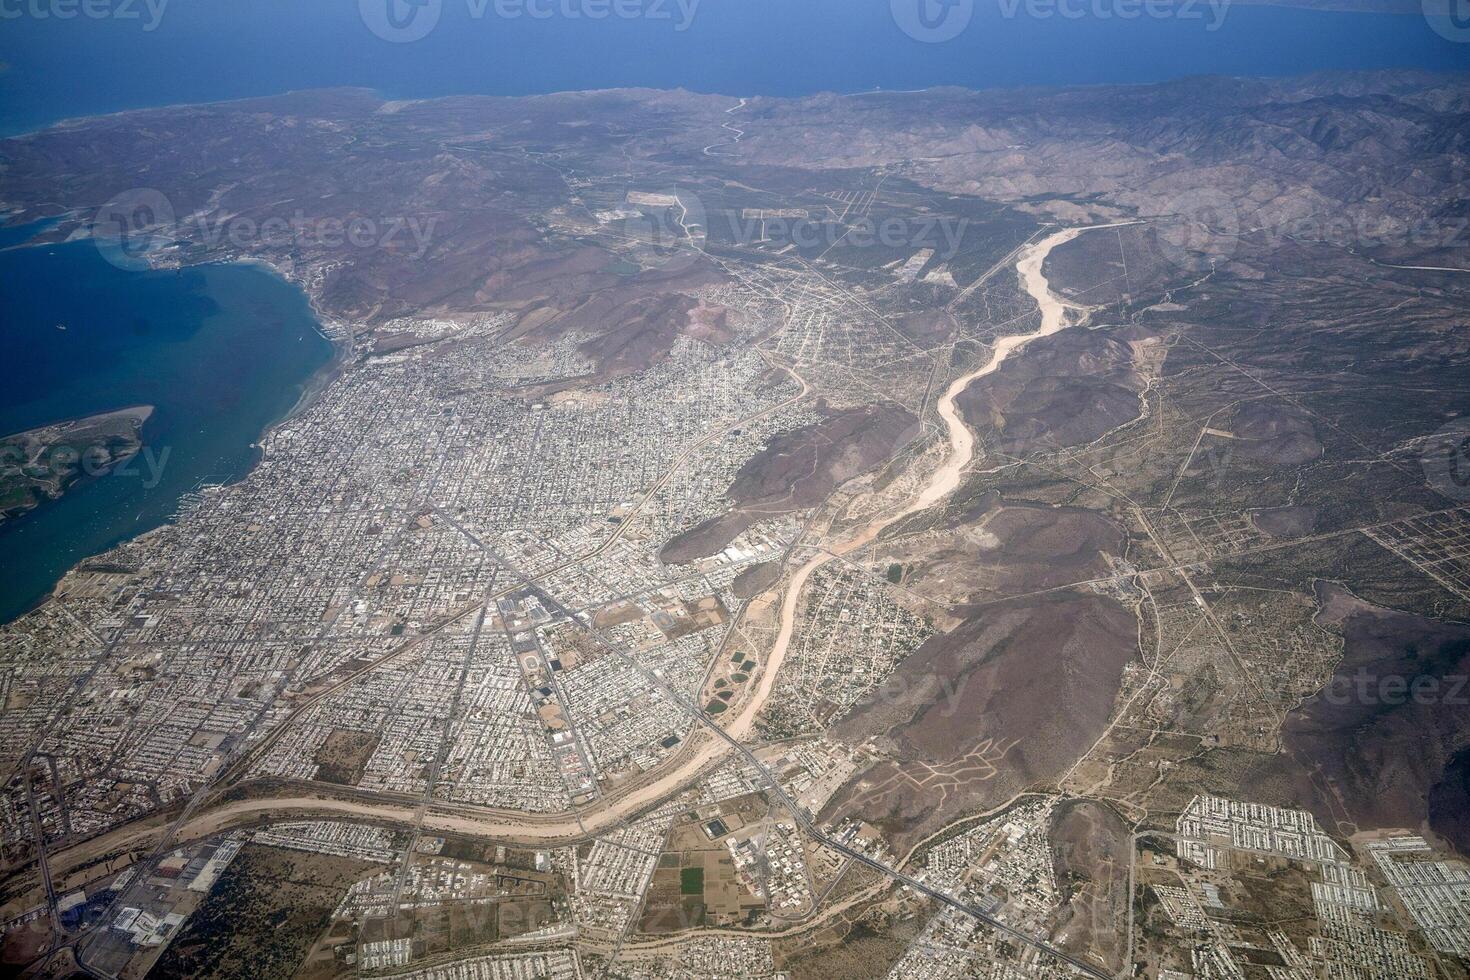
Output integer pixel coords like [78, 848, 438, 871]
[0, 240, 333, 622]
[0, 0, 1465, 136]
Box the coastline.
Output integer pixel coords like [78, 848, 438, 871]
[0, 246, 337, 625]
[225, 255, 355, 428]
[5, 38, 1469, 142]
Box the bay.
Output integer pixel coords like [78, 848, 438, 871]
[0, 240, 334, 623]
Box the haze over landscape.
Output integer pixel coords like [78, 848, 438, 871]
[1, 3, 1469, 980]
[1, 0, 1467, 133]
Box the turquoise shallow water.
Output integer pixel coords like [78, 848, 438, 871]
[0, 239, 334, 623]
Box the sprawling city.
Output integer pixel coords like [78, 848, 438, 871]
[0, 4, 1468, 979]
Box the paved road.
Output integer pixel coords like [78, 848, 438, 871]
[563, 585, 1116, 980]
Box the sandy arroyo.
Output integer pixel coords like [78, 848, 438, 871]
[513, 223, 1135, 828]
[741, 223, 1132, 743]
